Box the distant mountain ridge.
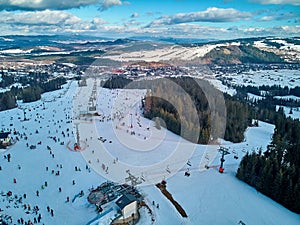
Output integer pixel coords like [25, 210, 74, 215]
[0, 35, 299, 64]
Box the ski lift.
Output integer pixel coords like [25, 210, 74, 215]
[141, 173, 145, 182]
[184, 169, 190, 177]
[205, 154, 209, 160]
[187, 160, 192, 167]
[219, 167, 224, 173]
[166, 165, 171, 174]
[74, 143, 81, 151]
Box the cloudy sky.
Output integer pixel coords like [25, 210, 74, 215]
[0, 0, 299, 39]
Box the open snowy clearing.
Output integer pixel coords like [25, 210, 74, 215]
[222, 69, 300, 88]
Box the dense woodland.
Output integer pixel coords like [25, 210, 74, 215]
[236, 115, 300, 214]
[103, 76, 252, 144]
[142, 77, 212, 144]
[142, 78, 253, 144]
[232, 84, 300, 214]
[233, 84, 300, 98]
[102, 76, 132, 89]
[223, 94, 253, 142]
[0, 76, 66, 111]
[0, 91, 16, 111]
[203, 45, 283, 64]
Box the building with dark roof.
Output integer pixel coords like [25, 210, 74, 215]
[115, 194, 138, 221]
[0, 132, 11, 146]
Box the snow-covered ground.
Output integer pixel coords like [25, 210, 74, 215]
[0, 48, 33, 54]
[73, 79, 201, 186]
[247, 93, 264, 101]
[0, 77, 299, 225]
[274, 95, 300, 101]
[276, 105, 300, 120]
[254, 39, 300, 62]
[103, 43, 237, 62]
[206, 78, 236, 96]
[0, 81, 107, 225]
[222, 69, 300, 88]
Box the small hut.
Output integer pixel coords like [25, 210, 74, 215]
[0, 132, 11, 147]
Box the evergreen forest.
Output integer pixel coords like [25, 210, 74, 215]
[0, 77, 66, 111]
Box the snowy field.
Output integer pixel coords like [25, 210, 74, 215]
[276, 105, 300, 120]
[0, 77, 300, 225]
[254, 39, 300, 62]
[222, 69, 300, 88]
[103, 43, 237, 62]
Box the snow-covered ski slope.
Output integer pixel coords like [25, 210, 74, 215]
[0, 78, 299, 225]
[0, 81, 107, 225]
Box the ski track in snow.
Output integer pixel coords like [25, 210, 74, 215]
[0, 78, 299, 225]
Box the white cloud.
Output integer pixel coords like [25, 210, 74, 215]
[131, 12, 139, 18]
[99, 0, 123, 11]
[91, 17, 107, 29]
[0, 10, 83, 25]
[258, 16, 275, 21]
[143, 22, 300, 39]
[0, 0, 128, 11]
[231, 25, 300, 38]
[0, 10, 92, 34]
[250, 0, 300, 6]
[256, 12, 297, 21]
[147, 7, 252, 27]
[0, 8, 298, 39]
[0, 0, 98, 10]
[123, 19, 140, 27]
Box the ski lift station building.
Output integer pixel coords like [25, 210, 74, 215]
[115, 194, 138, 221]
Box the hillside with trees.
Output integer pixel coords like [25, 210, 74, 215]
[204, 44, 283, 65]
[236, 115, 300, 214]
[138, 77, 251, 144]
[101, 76, 252, 144]
[0, 91, 16, 111]
[0, 77, 67, 111]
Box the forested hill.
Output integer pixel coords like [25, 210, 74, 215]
[102, 76, 253, 144]
[0, 77, 66, 111]
[203, 45, 283, 65]
[237, 115, 300, 214]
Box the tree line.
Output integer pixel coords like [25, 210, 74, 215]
[101, 76, 252, 144]
[0, 77, 66, 111]
[236, 115, 300, 213]
[102, 76, 132, 89]
[233, 84, 300, 98]
[204, 44, 283, 65]
[140, 77, 252, 144]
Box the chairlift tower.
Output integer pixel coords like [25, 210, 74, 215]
[23, 109, 27, 121]
[130, 113, 133, 128]
[125, 170, 142, 186]
[218, 146, 230, 173]
[74, 122, 81, 150]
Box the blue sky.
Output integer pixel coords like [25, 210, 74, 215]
[0, 0, 299, 39]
